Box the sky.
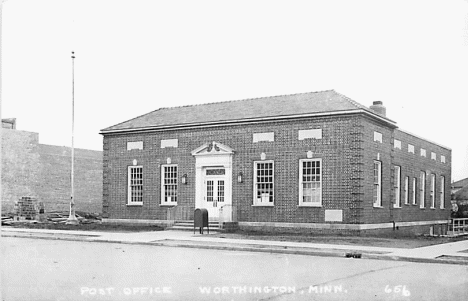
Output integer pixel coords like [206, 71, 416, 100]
[1, 0, 468, 181]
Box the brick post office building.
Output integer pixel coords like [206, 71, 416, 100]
[100, 90, 451, 235]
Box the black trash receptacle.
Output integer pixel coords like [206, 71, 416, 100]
[194, 208, 209, 234]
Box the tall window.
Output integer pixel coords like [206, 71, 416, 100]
[393, 166, 401, 208]
[254, 161, 274, 205]
[440, 176, 445, 209]
[128, 166, 143, 205]
[299, 159, 322, 206]
[161, 165, 178, 205]
[430, 174, 436, 209]
[420, 171, 426, 208]
[404, 176, 409, 205]
[373, 161, 382, 207]
[412, 177, 417, 205]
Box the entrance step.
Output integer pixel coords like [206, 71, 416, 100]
[168, 220, 221, 232]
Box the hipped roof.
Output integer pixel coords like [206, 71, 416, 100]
[454, 185, 468, 201]
[101, 90, 396, 134]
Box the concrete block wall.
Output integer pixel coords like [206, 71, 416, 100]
[37, 145, 103, 213]
[1, 128, 103, 214]
[103, 115, 364, 223]
[1, 129, 41, 213]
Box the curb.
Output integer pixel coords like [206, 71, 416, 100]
[3, 231, 468, 266]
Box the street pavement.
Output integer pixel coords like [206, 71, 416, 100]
[2, 227, 468, 265]
[2, 236, 468, 301]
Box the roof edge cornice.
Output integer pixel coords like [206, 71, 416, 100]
[100, 109, 397, 135]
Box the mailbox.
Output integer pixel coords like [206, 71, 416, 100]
[194, 208, 209, 234]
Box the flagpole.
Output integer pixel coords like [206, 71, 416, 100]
[66, 51, 78, 224]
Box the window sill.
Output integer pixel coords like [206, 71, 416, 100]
[252, 204, 274, 207]
[430, 207, 436, 210]
[393, 206, 402, 209]
[127, 203, 143, 206]
[160, 203, 177, 207]
[373, 205, 384, 208]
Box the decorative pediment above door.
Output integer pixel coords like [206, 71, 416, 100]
[191, 141, 234, 156]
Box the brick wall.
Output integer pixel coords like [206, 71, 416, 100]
[1, 128, 103, 214]
[103, 115, 366, 223]
[360, 119, 451, 224]
[103, 112, 452, 227]
[391, 129, 451, 222]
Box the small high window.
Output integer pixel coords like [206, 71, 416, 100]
[420, 148, 427, 157]
[374, 131, 383, 143]
[394, 139, 402, 149]
[408, 144, 415, 154]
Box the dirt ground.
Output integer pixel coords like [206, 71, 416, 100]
[211, 231, 468, 249]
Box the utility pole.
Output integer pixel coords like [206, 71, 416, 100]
[66, 51, 78, 225]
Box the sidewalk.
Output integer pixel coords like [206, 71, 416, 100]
[2, 227, 468, 265]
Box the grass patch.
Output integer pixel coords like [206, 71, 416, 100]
[7, 222, 164, 232]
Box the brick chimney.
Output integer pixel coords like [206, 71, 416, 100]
[2, 118, 16, 129]
[369, 101, 386, 117]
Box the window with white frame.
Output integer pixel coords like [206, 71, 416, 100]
[299, 159, 322, 206]
[440, 176, 445, 209]
[441, 155, 446, 163]
[254, 161, 274, 205]
[374, 131, 383, 143]
[161, 165, 177, 205]
[431, 152, 436, 160]
[408, 144, 415, 154]
[412, 177, 417, 205]
[394, 139, 402, 149]
[373, 161, 382, 207]
[393, 166, 401, 208]
[128, 166, 143, 205]
[420, 171, 426, 208]
[430, 174, 436, 208]
[404, 176, 409, 205]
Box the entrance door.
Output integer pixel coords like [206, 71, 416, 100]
[203, 177, 225, 219]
